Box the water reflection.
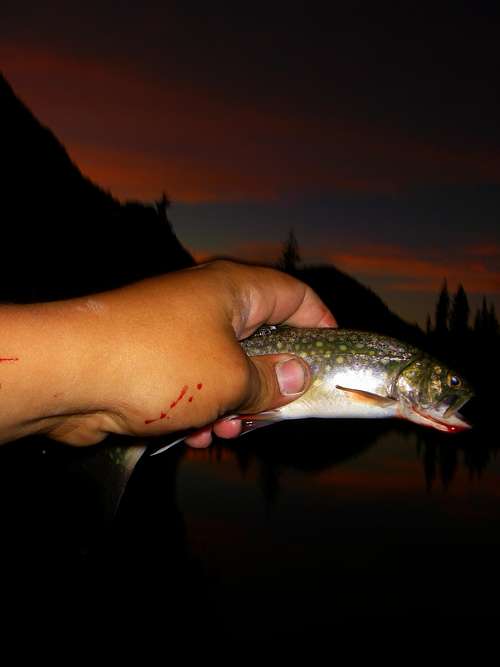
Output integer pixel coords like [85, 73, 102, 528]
[0, 417, 498, 626]
[176, 417, 494, 503]
[172, 420, 500, 624]
[414, 421, 497, 491]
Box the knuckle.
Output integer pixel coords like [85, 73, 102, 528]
[206, 258, 234, 274]
[238, 357, 275, 413]
[229, 354, 254, 405]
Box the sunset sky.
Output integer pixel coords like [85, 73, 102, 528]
[1, 2, 499, 325]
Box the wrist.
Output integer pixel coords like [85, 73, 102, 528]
[0, 299, 106, 443]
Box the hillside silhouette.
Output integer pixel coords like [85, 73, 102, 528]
[298, 264, 423, 343]
[1, 71, 428, 342]
[0, 73, 193, 303]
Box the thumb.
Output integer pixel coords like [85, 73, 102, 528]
[238, 354, 311, 415]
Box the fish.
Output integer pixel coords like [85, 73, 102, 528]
[151, 325, 473, 456]
[239, 325, 473, 433]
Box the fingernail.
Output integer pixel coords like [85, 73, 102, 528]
[275, 358, 307, 396]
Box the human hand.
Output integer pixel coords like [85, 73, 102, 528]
[0, 261, 335, 447]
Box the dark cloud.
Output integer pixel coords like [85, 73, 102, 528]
[2, 2, 499, 151]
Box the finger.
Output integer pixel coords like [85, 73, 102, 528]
[227, 264, 336, 337]
[184, 425, 213, 448]
[282, 282, 337, 329]
[213, 417, 242, 439]
[237, 353, 310, 415]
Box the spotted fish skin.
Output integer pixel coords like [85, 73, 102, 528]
[242, 325, 418, 379]
[240, 325, 473, 431]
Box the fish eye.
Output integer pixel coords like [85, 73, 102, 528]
[447, 373, 461, 388]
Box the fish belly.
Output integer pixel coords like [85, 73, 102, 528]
[277, 388, 398, 421]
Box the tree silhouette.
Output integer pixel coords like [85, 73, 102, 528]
[473, 297, 488, 336]
[449, 284, 470, 337]
[488, 302, 499, 337]
[476, 299, 500, 340]
[434, 279, 450, 336]
[155, 192, 172, 228]
[278, 228, 301, 274]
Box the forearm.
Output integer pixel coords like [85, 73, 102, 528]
[0, 274, 233, 445]
[0, 301, 96, 443]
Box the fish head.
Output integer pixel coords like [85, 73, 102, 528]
[394, 356, 474, 432]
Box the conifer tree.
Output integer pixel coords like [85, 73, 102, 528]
[488, 302, 499, 337]
[474, 297, 488, 336]
[155, 192, 172, 228]
[473, 307, 482, 335]
[449, 284, 470, 336]
[435, 280, 450, 336]
[481, 297, 488, 331]
[425, 313, 432, 336]
[279, 228, 301, 274]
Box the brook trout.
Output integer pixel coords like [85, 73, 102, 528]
[240, 325, 472, 433]
[151, 326, 472, 456]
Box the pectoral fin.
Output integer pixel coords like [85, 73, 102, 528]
[336, 385, 396, 408]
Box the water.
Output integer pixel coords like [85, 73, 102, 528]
[0, 418, 498, 630]
[171, 421, 500, 625]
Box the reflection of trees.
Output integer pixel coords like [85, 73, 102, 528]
[182, 419, 382, 505]
[199, 417, 494, 500]
[416, 425, 496, 491]
[216, 419, 384, 505]
[417, 436, 459, 491]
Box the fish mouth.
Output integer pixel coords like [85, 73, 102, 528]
[411, 398, 472, 433]
[442, 394, 471, 419]
[401, 392, 473, 433]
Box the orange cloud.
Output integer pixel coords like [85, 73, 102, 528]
[308, 240, 500, 294]
[68, 143, 283, 203]
[3, 41, 500, 204]
[327, 246, 500, 294]
[190, 240, 500, 295]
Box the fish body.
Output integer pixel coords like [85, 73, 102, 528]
[240, 326, 473, 433]
[151, 325, 472, 456]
